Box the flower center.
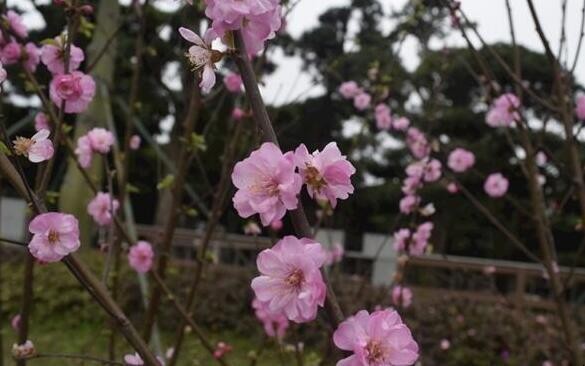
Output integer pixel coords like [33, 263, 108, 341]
[305, 165, 327, 192]
[285, 268, 304, 290]
[365, 340, 386, 364]
[48, 229, 60, 244]
[186, 48, 211, 69]
[265, 180, 280, 196]
[57, 76, 82, 99]
[13, 137, 33, 156]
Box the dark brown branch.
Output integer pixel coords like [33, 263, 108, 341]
[233, 31, 344, 326]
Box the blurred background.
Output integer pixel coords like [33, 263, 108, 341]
[0, 0, 584, 365]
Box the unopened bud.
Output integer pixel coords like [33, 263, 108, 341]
[12, 341, 36, 360]
[79, 5, 94, 15]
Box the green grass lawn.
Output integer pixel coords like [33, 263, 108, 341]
[0, 252, 324, 365]
[1, 319, 321, 365]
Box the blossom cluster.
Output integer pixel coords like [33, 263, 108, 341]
[75, 127, 115, 168]
[231, 142, 355, 226]
[179, 0, 282, 94]
[0, 11, 38, 73]
[203, 0, 282, 55]
[251, 236, 327, 323]
[87, 192, 119, 226]
[333, 309, 419, 366]
[0, 9, 95, 114]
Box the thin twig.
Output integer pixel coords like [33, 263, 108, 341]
[150, 271, 230, 366]
[167, 121, 243, 366]
[142, 82, 202, 342]
[571, 0, 585, 74]
[452, 177, 541, 264]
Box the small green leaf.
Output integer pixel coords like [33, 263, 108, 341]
[126, 183, 140, 194]
[157, 174, 175, 190]
[46, 191, 60, 205]
[40, 38, 59, 46]
[24, 81, 35, 93]
[184, 207, 198, 217]
[188, 133, 207, 152]
[61, 124, 73, 134]
[0, 141, 12, 156]
[79, 17, 95, 38]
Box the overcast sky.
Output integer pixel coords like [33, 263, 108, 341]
[263, 0, 585, 105]
[9, 0, 585, 106]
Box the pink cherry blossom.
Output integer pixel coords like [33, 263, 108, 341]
[353, 92, 371, 111]
[333, 309, 419, 366]
[34, 112, 50, 131]
[224, 72, 243, 93]
[87, 192, 119, 226]
[393, 116, 410, 131]
[440, 339, 451, 350]
[128, 241, 154, 273]
[41, 38, 85, 74]
[411, 222, 433, 256]
[252, 297, 289, 339]
[339, 81, 361, 99]
[406, 127, 430, 159]
[392, 285, 413, 308]
[23, 43, 39, 72]
[448, 148, 475, 173]
[484, 173, 509, 198]
[129, 135, 141, 150]
[483, 265, 496, 275]
[328, 242, 344, 265]
[28, 212, 80, 263]
[399, 195, 420, 214]
[1, 42, 21, 65]
[75, 135, 93, 168]
[375, 104, 392, 130]
[5, 11, 28, 39]
[423, 158, 442, 182]
[251, 236, 327, 323]
[576, 95, 585, 120]
[11, 314, 21, 332]
[404, 158, 440, 184]
[232, 107, 245, 120]
[393, 228, 411, 253]
[12, 340, 36, 360]
[179, 27, 220, 93]
[447, 182, 458, 194]
[0, 61, 6, 83]
[232, 142, 302, 226]
[87, 128, 115, 154]
[294, 142, 355, 208]
[401, 175, 422, 196]
[204, 0, 282, 55]
[244, 221, 262, 236]
[270, 219, 283, 231]
[394, 224, 432, 256]
[536, 151, 547, 166]
[123, 353, 164, 365]
[13, 129, 54, 163]
[420, 202, 436, 217]
[213, 342, 233, 359]
[49, 71, 96, 113]
[486, 93, 520, 127]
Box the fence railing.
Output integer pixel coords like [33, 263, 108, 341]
[135, 225, 585, 309]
